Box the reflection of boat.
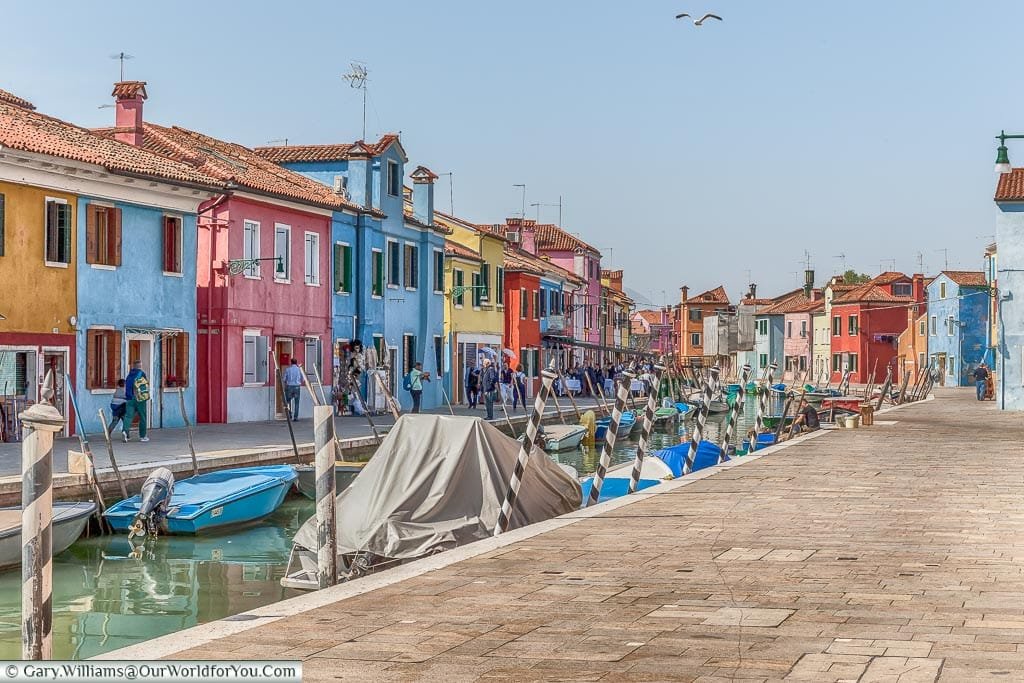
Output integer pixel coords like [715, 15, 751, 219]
[100, 523, 294, 563]
[103, 466, 297, 535]
[707, 400, 730, 414]
[540, 424, 587, 451]
[294, 462, 365, 500]
[0, 502, 96, 571]
[283, 415, 581, 590]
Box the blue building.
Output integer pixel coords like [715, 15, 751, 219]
[753, 312, 785, 379]
[925, 271, 991, 387]
[256, 136, 447, 411]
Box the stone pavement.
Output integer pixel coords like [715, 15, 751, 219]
[116, 388, 1024, 681]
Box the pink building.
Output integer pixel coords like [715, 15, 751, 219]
[758, 291, 823, 381]
[631, 309, 673, 356]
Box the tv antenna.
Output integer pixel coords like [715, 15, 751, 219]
[266, 138, 288, 146]
[935, 248, 949, 270]
[110, 52, 134, 81]
[916, 252, 924, 273]
[530, 196, 563, 225]
[342, 62, 370, 140]
[833, 253, 847, 273]
[880, 258, 896, 273]
[512, 184, 526, 219]
[438, 172, 454, 214]
[803, 250, 812, 270]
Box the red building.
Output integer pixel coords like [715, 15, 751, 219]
[829, 272, 925, 383]
[502, 249, 543, 393]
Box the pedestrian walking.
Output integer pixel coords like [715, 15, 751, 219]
[465, 365, 480, 409]
[481, 357, 499, 420]
[123, 360, 151, 442]
[108, 379, 127, 433]
[405, 361, 430, 413]
[973, 363, 990, 401]
[500, 361, 514, 405]
[514, 365, 528, 411]
[283, 358, 304, 420]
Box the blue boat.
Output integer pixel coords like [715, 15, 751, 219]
[594, 413, 635, 441]
[103, 465, 297, 535]
[579, 477, 661, 504]
[653, 440, 725, 477]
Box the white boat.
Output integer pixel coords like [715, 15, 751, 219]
[0, 502, 96, 571]
[540, 424, 587, 451]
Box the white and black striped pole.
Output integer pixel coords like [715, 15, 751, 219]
[755, 362, 776, 434]
[588, 373, 632, 507]
[838, 369, 851, 395]
[683, 365, 718, 475]
[628, 365, 664, 494]
[719, 364, 752, 462]
[313, 404, 337, 589]
[494, 366, 557, 535]
[19, 370, 64, 660]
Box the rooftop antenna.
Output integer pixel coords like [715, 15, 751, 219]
[266, 138, 288, 146]
[530, 199, 562, 224]
[803, 250, 812, 270]
[833, 253, 847, 273]
[916, 252, 924, 273]
[438, 172, 454, 214]
[602, 247, 615, 268]
[110, 52, 134, 81]
[880, 258, 896, 273]
[512, 184, 526, 219]
[935, 248, 949, 270]
[342, 61, 369, 141]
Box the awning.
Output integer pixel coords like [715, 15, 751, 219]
[541, 335, 652, 358]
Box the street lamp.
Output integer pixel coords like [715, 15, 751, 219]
[225, 256, 285, 277]
[994, 130, 1024, 174]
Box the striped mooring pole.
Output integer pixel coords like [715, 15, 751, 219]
[19, 370, 65, 660]
[313, 405, 337, 589]
[629, 365, 664, 494]
[755, 362, 776, 435]
[719, 364, 752, 462]
[684, 365, 719, 475]
[588, 373, 632, 507]
[494, 366, 557, 535]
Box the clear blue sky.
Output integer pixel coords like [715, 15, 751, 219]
[3, 1, 1019, 306]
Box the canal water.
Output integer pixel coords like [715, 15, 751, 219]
[0, 400, 769, 659]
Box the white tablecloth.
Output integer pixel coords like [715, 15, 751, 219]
[605, 379, 645, 393]
[564, 379, 581, 393]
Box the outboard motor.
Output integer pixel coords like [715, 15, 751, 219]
[128, 467, 175, 539]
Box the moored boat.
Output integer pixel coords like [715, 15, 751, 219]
[103, 465, 297, 535]
[294, 462, 365, 500]
[0, 502, 96, 571]
[595, 413, 635, 440]
[540, 424, 588, 451]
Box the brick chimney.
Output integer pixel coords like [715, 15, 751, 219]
[521, 219, 537, 255]
[410, 166, 437, 226]
[912, 273, 926, 304]
[748, 283, 757, 300]
[680, 285, 689, 303]
[803, 270, 814, 298]
[112, 81, 147, 146]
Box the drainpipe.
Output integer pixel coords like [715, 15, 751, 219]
[355, 212, 365, 347]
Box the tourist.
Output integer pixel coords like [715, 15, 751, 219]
[123, 360, 151, 443]
[480, 357, 498, 420]
[514, 365, 528, 411]
[792, 398, 820, 433]
[283, 358, 304, 420]
[407, 361, 430, 413]
[500, 361, 514, 405]
[973, 363, 990, 401]
[465, 364, 480, 409]
[108, 379, 127, 434]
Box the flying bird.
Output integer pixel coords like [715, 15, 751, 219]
[676, 12, 723, 26]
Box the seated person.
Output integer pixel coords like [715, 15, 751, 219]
[792, 398, 820, 432]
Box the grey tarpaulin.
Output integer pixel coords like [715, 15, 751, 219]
[293, 414, 582, 562]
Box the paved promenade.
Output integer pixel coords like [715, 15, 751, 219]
[105, 389, 1023, 681]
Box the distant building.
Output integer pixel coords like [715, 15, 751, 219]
[925, 271, 990, 386]
[896, 305, 928, 384]
[631, 309, 672, 356]
[674, 285, 731, 361]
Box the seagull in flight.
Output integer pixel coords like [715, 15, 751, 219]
[676, 12, 723, 26]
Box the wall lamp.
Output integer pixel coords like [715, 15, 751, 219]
[225, 256, 284, 277]
[994, 130, 1024, 174]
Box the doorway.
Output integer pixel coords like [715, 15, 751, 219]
[274, 338, 294, 418]
[127, 334, 155, 427]
[41, 350, 68, 436]
[935, 354, 947, 387]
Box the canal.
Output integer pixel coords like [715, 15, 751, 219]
[0, 402, 767, 659]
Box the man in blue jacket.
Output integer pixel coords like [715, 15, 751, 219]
[123, 360, 151, 443]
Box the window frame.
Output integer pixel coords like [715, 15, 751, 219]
[832, 316, 841, 336]
[304, 337, 322, 379]
[433, 248, 444, 293]
[242, 331, 270, 386]
[690, 332, 701, 347]
[242, 219, 261, 279]
[939, 282, 946, 300]
[453, 269, 465, 307]
[947, 315, 955, 336]
[274, 223, 291, 283]
[387, 160, 401, 197]
[387, 239, 400, 288]
[930, 315, 937, 336]
[520, 287, 528, 319]
[160, 331, 189, 388]
[86, 203, 121, 268]
[848, 315, 858, 336]
[402, 333, 416, 375]
[433, 335, 444, 377]
[371, 248, 384, 297]
[85, 328, 122, 390]
[162, 214, 183, 276]
[533, 290, 540, 320]
[333, 241, 352, 294]
[471, 272, 482, 309]
[44, 197, 72, 268]
[495, 267, 505, 307]
[304, 231, 321, 286]
[404, 242, 419, 291]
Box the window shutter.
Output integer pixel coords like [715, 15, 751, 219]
[256, 335, 269, 384]
[412, 247, 419, 287]
[344, 245, 353, 293]
[112, 208, 122, 266]
[60, 204, 71, 263]
[333, 243, 344, 292]
[45, 201, 58, 262]
[86, 332, 97, 389]
[0, 193, 5, 257]
[85, 206, 98, 264]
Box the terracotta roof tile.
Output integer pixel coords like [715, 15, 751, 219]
[871, 271, 910, 286]
[111, 81, 147, 100]
[995, 168, 1024, 201]
[254, 134, 401, 163]
[502, 250, 544, 275]
[0, 102, 220, 188]
[940, 270, 987, 287]
[534, 223, 600, 255]
[636, 309, 664, 325]
[691, 285, 730, 304]
[0, 88, 35, 110]
[445, 240, 482, 262]
[833, 283, 910, 304]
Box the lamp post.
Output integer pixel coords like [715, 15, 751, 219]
[994, 130, 1024, 174]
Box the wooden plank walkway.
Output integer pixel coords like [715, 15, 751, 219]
[127, 389, 1024, 681]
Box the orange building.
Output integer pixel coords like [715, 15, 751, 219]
[897, 304, 928, 384]
[672, 285, 731, 360]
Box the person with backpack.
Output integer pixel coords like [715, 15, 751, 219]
[405, 361, 430, 413]
[123, 360, 151, 443]
[480, 357, 498, 420]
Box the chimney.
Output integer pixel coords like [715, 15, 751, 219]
[521, 219, 537, 255]
[347, 142, 374, 209]
[748, 283, 757, 300]
[803, 269, 814, 298]
[112, 81, 147, 146]
[680, 285, 689, 303]
[912, 273, 925, 304]
[410, 166, 437, 226]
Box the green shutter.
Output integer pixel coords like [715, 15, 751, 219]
[333, 244, 344, 292]
[344, 245, 353, 293]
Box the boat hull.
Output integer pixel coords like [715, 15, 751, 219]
[543, 425, 587, 451]
[294, 464, 364, 500]
[0, 502, 96, 570]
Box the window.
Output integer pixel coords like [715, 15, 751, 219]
[333, 243, 352, 293]
[539, 289, 548, 317]
[86, 204, 121, 267]
[947, 316, 955, 336]
[44, 198, 72, 265]
[161, 333, 189, 388]
[304, 338, 322, 379]
[454, 269, 465, 306]
[689, 308, 702, 322]
[799, 355, 807, 371]
[919, 319, 926, 336]
[387, 160, 400, 197]
[948, 356, 955, 375]
[433, 336, 443, 376]
[832, 316, 841, 336]
[918, 352, 926, 369]
[387, 240, 400, 286]
[433, 250, 444, 293]
[832, 353, 842, 372]
[520, 287, 528, 319]
[848, 354, 858, 372]
[471, 272, 482, 308]
[848, 315, 858, 336]
[939, 282, 946, 299]
[496, 267, 505, 306]
[242, 220, 260, 277]
[759, 353, 768, 368]
[480, 263, 491, 303]
[757, 319, 768, 335]
[0, 192, 5, 256]
[163, 216, 182, 274]
[930, 315, 937, 336]
[403, 334, 416, 374]
[86, 329, 121, 390]
[304, 232, 320, 285]
[274, 224, 291, 281]
[404, 244, 419, 289]
[893, 283, 912, 297]
[800, 320, 807, 338]
[533, 290, 540, 320]
[372, 249, 384, 296]
[690, 333, 701, 347]
[787, 321, 792, 338]
[243, 333, 269, 384]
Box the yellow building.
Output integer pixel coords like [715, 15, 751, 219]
[599, 269, 634, 362]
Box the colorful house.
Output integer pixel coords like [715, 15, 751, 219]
[256, 138, 448, 411]
[674, 285, 731, 361]
[926, 271, 990, 386]
[0, 85, 221, 436]
[501, 249, 543, 388]
[631, 309, 673, 356]
[896, 306, 928, 383]
[994, 169, 1024, 408]
[781, 296, 823, 381]
[599, 270, 634, 363]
